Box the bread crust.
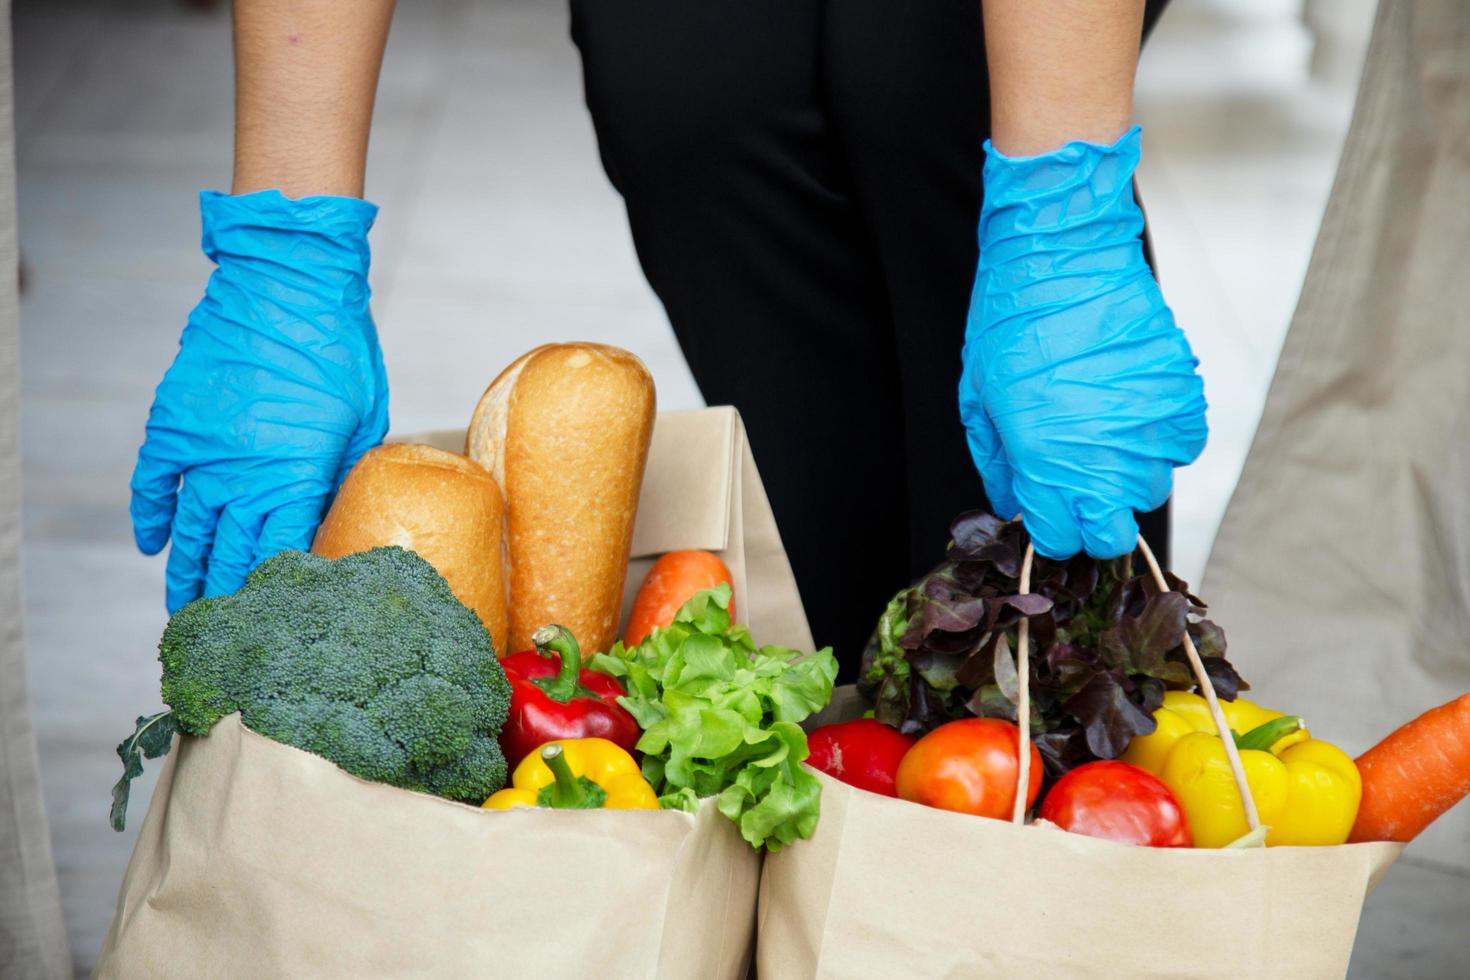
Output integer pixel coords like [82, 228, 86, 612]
[312, 443, 509, 653]
[466, 343, 655, 654]
[465, 345, 543, 489]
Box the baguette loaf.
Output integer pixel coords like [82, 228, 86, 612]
[466, 343, 655, 654]
[311, 443, 510, 653]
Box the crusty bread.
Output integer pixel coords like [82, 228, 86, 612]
[311, 443, 509, 653]
[466, 343, 655, 654]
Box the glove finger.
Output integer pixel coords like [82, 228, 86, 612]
[164, 481, 219, 613]
[979, 446, 1020, 524]
[960, 402, 1020, 521]
[333, 352, 390, 491]
[1170, 401, 1209, 467]
[252, 497, 330, 568]
[204, 508, 264, 599]
[1078, 507, 1140, 560]
[1013, 480, 1084, 560]
[335, 419, 387, 492]
[1107, 457, 1176, 516]
[129, 450, 180, 556]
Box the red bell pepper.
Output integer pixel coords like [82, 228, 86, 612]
[498, 625, 641, 768]
[806, 719, 917, 797]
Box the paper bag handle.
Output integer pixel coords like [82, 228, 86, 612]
[1010, 535, 1262, 833]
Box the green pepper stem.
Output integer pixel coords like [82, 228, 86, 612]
[1234, 715, 1303, 753]
[541, 743, 587, 808]
[532, 624, 584, 703]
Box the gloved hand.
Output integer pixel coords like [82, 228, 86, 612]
[959, 126, 1207, 559]
[130, 190, 389, 612]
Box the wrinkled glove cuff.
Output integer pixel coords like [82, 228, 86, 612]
[979, 128, 1146, 284]
[200, 189, 379, 284]
[980, 125, 1142, 204]
[189, 189, 385, 390]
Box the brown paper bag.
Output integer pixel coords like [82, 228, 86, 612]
[758, 764, 1399, 975]
[97, 716, 757, 978]
[1201, 1, 1470, 872]
[97, 407, 811, 979]
[759, 759, 1400, 980]
[758, 540, 1403, 980]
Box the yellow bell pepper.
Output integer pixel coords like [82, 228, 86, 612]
[1124, 691, 1309, 772]
[1122, 692, 1360, 848]
[482, 738, 659, 811]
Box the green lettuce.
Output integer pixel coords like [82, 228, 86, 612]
[591, 585, 837, 851]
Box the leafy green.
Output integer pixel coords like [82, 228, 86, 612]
[110, 710, 179, 832]
[859, 511, 1247, 780]
[592, 585, 837, 851]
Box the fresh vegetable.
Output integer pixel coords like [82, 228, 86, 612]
[1121, 690, 1308, 774]
[1125, 693, 1359, 847]
[498, 625, 640, 768]
[482, 739, 658, 811]
[1038, 760, 1192, 847]
[592, 584, 838, 850]
[895, 718, 1042, 819]
[110, 547, 513, 831]
[1349, 692, 1470, 844]
[624, 550, 734, 646]
[806, 720, 917, 798]
[860, 511, 1245, 781]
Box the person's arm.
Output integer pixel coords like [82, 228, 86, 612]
[131, 1, 398, 612]
[232, 0, 396, 197]
[982, 0, 1143, 155]
[959, 1, 1207, 560]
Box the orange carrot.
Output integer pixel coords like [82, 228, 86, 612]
[623, 550, 734, 647]
[1348, 693, 1470, 843]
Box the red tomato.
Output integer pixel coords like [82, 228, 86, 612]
[806, 719, 917, 797]
[1039, 760, 1193, 848]
[895, 718, 1042, 819]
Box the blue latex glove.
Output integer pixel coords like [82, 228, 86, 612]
[959, 126, 1207, 559]
[130, 190, 389, 612]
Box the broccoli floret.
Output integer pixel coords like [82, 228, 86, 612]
[242, 696, 413, 788]
[418, 734, 508, 803]
[367, 675, 476, 770]
[112, 547, 512, 830]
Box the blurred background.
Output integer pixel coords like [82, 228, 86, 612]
[16, 0, 1464, 976]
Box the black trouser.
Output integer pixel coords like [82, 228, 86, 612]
[571, 1, 1170, 675]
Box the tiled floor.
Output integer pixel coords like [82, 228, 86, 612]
[13, 0, 1467, 975]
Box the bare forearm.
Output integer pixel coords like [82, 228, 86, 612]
[983, 0, 1143, 156]
[232, 0, 396, 198]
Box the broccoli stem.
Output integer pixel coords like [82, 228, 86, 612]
[531, 624, 588, 703]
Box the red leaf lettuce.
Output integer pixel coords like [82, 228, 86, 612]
[858, 512, 1246, 779]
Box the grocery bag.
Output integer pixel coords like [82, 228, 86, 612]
[1202, 0, 1470, 873]
[96, 715, 756, 978]
[97, 406, 809, 979]
[757, 540, 1402, 980]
